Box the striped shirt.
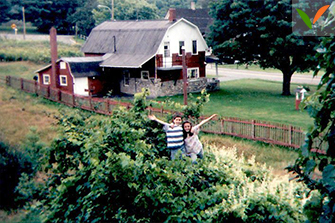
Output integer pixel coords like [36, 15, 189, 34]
[163, 124, 184, 150]
[184, 125, 202, 154]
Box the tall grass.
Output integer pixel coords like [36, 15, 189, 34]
[0, 39, 83, 63]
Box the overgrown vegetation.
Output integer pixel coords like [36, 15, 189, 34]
[11, 89, 313, 222]
[0, 39, 83, 64]
[288, 36, 335, 222]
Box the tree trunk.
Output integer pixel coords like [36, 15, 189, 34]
[282, 71, 294, 96]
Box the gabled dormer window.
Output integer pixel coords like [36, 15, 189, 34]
[60, 62, 66, 69]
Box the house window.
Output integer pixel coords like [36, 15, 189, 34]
[141, 71, 149, 81]
[164, 42, 170, 57]
[179, 41, 185, 55]
[43, 74, 50, 85]
[60, 62, 66, 69]
[187, 68, 199, 79]
[60, 75, 67, 86]
[192, 40, 197, 54]
[123, 70, 130, 86]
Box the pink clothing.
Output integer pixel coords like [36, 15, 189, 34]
[184, 125, 202, 154]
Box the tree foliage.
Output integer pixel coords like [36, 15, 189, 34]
[21, 0, 80, 34]
[207, 0, 320, 95]
[287, 36, 335, 223]
[30, 89, 311, 222]
[0, 0, 11, 23]
[93, 0, 159, 25]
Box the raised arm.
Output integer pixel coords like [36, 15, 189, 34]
[148, 114, 170, 126]
[196, 114, 217, 128]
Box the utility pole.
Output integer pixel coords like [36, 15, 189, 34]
[22, 7, 26, 40]
[112, 0, 114, 21]
[182, 48, 188, 105]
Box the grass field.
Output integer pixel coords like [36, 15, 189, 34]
[155, 79, 315, 130]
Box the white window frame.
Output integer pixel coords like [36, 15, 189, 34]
[59, 75, 67, 86]
[187, 68, 199, 79]
[179, 41, 185, 55]
[60, 62, 66, 70]
[141, 71, 150, 81]
[43, 74, 50, 85]
[164, 42, 170, 58]
[192, 40, 198, 55]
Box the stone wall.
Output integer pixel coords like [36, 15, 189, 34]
[120, 77, 220, 98]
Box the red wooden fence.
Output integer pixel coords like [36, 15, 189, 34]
[1, 75, 328, 152]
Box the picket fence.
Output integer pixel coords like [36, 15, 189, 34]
[1, 75, 328, 153]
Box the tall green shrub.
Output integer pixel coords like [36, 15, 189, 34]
[0, 142, 34, 210]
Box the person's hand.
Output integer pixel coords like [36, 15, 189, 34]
[211, 114, 218, 119]
[170, 123, 175, 129]
[148, 115, 156, 121]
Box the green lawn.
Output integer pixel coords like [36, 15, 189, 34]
[155, 79, 315, 130]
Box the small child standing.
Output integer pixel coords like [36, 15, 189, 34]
[148, 113, 185, 160]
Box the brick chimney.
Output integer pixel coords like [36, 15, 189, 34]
[168, 8, 176, 22]
[50, 27, 58, 88]
[191, 2, 195, 10]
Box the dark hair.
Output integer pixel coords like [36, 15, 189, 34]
[173, 113, 183, 120]
[182, 121, 194, 139]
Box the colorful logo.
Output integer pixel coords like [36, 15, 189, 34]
[296, 5, 330, 29]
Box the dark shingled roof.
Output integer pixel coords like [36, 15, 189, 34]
[81, 20, 173, 68]
[167, 9, 212, 35]
[62, 57, 103, 78]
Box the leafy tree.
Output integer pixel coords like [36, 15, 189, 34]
[207, 0, 320, 95]
[69, 0, 97, 36]
[93, 0, 159, 25]
[34, 89, 309, 222]
[0, 141, 35, 210]
[287, 36, 335, 223]
[21, 0, 80, 34]
[0, 0, 11, 24]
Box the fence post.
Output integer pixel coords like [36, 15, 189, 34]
[72, 93, 76, 107]
[106, 98, 110, 114]
[289, 125, 292, 146]
[58, 89, 61, 102]
[252, 120, 255, 139]
[89, 95, 93, 111]
[34, 81, 38, 95]
[47, 86, 50, 98]
[221, 118, 224, 134]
